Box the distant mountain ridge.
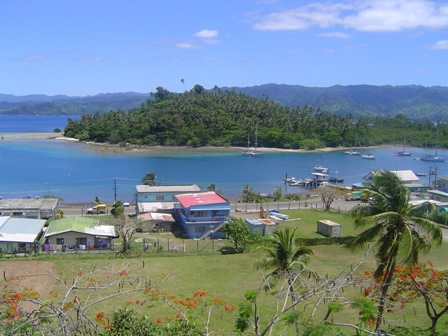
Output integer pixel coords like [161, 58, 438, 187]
[0, 92, 149, 116]
[2, 84, 448, 120]
[222, 84, 448, 120]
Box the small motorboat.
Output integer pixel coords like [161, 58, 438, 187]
[361, 153, 376, 160]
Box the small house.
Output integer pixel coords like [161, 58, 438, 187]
[0, 216, 46, 254]
[0, 198, 59, 219]
[44, 217, 117, 251]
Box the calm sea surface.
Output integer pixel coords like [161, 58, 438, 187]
[0, 116, 446, 203]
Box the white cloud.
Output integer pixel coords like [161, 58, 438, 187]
[78, 57, 103, 62]
[318, 32, 351, 38]
[176, 42, 202, 49]
[195, 29, 218, 39]
[14, 54, 56, 62]
[194, 29, 219, 44]
[431, 40, 448, 50]
[343, 0, 448, 32]
[253, 3, 343, 31]
[252, 0, 448, 32]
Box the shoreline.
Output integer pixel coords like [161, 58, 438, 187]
[0, 131, 396, 155]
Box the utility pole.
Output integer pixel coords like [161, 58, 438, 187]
[113, 178, 117, 201]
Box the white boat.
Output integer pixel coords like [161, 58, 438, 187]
[421, 130, 445, 162]
[289, 179, 304, 186]
[242, 127, 265, 157]
[345, 150, 361, 156]
[361, 153, 376, 160]
[314, 165, 329, 173]
[395, 150, 412, 157]
[421, 154, 446, 162]
[416, 172, 427, 177]
[395, 135, 412, 156]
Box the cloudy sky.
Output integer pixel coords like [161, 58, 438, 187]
[2, 0, 448, 96]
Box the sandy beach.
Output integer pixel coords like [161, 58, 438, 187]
[0, 131, 393, 155]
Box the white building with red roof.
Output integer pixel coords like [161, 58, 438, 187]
[175, 191, 230, 239]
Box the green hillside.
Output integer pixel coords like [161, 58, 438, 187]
[63, 86, 448, 150]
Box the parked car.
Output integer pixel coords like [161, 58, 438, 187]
[123, 202, 130, 207]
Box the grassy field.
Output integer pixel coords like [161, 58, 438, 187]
[3, 208, 448, 335]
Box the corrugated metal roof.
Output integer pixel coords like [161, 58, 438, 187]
[0, 198, 59, 210]
[137, 202, 176, 212]
[45, 217, 116, 237]
[176, 192, 229, 208]
[0, 216, 46, 243]
[136, 185, 200, 193]
[138, 212, 175, 222]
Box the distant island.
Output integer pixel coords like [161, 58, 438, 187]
[61, 86, 448, 151]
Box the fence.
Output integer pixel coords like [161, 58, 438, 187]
[137, 237, 229, 254]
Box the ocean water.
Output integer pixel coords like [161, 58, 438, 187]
[0, 116, 446, 203]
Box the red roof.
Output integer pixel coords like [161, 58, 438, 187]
[176, 192, 228, 208]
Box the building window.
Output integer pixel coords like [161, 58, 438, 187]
[192, 210, 207, 217]
[56, 238, 64, 245]
[156, 195, 165, 201]
[171, 195, 176, 201]
[195, 226, 206, 233]
[76, 237, 87, 246]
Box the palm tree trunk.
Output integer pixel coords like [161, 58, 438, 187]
[287, 276, 300, 335]
[375, 252, 397, 332]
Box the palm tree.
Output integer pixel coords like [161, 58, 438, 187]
[255, 228, 313, 334]
[94, 196, 101, 215]
[347, 170, 442, 332]
[141, 172, 157, 186]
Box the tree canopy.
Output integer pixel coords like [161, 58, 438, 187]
[63, 86, 448, 150]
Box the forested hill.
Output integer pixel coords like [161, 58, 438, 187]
[2, 84, 448, 120]
[63, 87, 448, 150]
[222, 84, 448, 120]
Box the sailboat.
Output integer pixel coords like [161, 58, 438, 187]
[242, 127, 265, 157]
[344, 134, 361, 155]
[421, 129, 446, 162]
[395, 134, 412, 156]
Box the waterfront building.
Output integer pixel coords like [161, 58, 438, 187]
[175, 191, 230, 239]
[135, 184, 201, 214]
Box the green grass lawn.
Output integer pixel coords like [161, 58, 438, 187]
[5, 209, 448, 335]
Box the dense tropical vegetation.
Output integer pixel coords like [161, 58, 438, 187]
[63, 86, 448, 150]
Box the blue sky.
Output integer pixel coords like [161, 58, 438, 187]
[2, 0, 448, 96]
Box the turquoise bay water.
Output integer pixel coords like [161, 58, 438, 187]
[0, 116, 446, 203]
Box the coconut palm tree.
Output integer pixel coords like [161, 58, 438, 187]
[255, 228, 313, 333]
[347, 170, 442, 332]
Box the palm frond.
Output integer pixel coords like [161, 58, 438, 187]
[346, 223, 384, 250]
